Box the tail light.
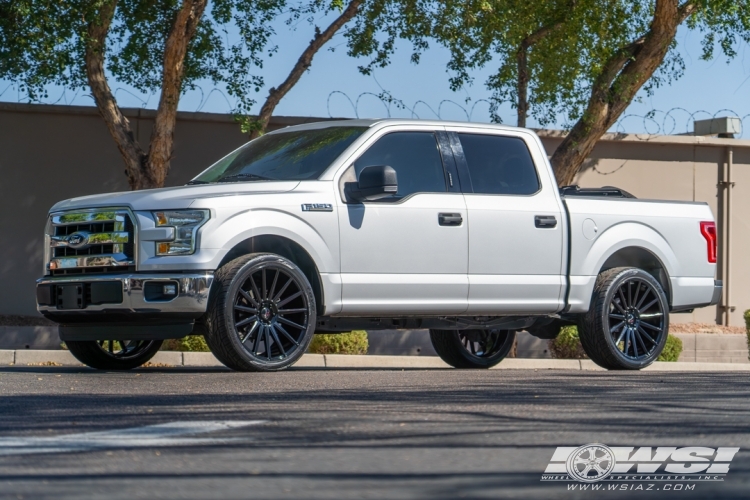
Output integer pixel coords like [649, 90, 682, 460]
[700, 221, 717, 263]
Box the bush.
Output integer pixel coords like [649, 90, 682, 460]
[548, 325, 683, 361]
[744, 310, 750, 362]
[548, 326, 588, 359]
[658, 334, 682, 362]
[161, 335, 210, 352]
[308, 331, 368, 355]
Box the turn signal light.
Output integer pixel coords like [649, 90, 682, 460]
[700, 221, 717, 263]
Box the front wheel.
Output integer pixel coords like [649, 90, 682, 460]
[578, 267, 669, 370]
[204, 253, 317, 372]
[66, 340, 163, 370]
[429, 329, 516, 369]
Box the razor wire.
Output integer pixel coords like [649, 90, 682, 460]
[3, 81, 749, 138]
[325, 90, 750, 139]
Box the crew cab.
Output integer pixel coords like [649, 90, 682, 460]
[36, 119, 721, 371]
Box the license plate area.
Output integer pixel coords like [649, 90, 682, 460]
[57, 284, 85, 310]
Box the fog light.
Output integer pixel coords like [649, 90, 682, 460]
[144, 281, 179, 302]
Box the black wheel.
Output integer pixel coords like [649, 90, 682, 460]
[578, 267, 669, 370]
[429, 329, 516, 369]
[66, 340, 163, 370]
[204, 253, 316, 372]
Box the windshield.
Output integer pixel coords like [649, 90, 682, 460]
[192, 126, 366, 183]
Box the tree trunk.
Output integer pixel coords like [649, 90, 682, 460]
[249, 0, 362, 139]
[147, 0, 208, 187]
[515, 5, 571, 127]
[516, 40, 529, 128]
[550, 0, 696, 187]
[84, 0, 148, 189]
[84, 0, 207, 190]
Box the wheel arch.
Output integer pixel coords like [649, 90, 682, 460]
[577, 222, 679, 307]
[218, 235, 325, 316]
[598, 246, 672, 305]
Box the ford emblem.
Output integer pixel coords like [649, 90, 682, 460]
[67, 232, 90, 249]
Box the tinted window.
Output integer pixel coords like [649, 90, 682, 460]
[353, 132, 446, 198]
[193, 126, 366, 183]
[458, 134, 540, 195]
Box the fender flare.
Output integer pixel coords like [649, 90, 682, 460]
[210, 208, 337, 273]
[582, 222, 679, 280]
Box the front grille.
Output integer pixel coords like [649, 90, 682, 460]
[47, 209, 136, 276]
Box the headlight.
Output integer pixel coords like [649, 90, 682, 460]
[152, 210, 209, 255]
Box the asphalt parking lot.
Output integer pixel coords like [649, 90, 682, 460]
[0, 367, 748, 499]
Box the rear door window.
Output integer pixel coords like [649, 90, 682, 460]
[457, 133, 540, 195]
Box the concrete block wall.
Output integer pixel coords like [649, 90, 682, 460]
[676, 333, 749, 363]
[1, 327, 747, 363]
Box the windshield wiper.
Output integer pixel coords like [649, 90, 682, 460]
[186, 180, 209, 185]
[216, 173, 274, 183]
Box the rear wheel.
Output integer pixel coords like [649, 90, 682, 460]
[205, 253, 317, 372]
[429, 329, 516, 369]
[66, 340, 163, 370]
[578, 267, 669, 370]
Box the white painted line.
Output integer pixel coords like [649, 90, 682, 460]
[0, 420, 265, 456]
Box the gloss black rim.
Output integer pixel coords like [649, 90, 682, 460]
[96, 340, 156, 360]
[233, 264, 309, 363]
[607, 277, 666, 361]
[458, 329, 509, 359]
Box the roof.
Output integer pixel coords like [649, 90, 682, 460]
[266, 117, 529, 135]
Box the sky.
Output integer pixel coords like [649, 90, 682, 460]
[1, 12, 749, 137]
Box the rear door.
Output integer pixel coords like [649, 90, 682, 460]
[336, 128, 469, 315]
[447, 128, 565, 314]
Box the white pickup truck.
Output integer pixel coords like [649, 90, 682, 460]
[36, 119, 721, 372]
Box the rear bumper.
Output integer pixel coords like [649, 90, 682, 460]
[670, 279, 722, 312]
[36, 272, 213, 340]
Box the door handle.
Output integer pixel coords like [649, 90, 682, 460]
[438, 213, 463, 226]
[534, 215, 557, 228]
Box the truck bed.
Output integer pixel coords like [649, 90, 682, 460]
[562, 195, 718, 313]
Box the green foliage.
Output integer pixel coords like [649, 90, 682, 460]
[744, 309, 750, 361]
[548, 325, 587, 359]
[658, 334, 682, 362]
[347, 1, 750, 126]
[308, 330, 369, 355]
[0, 0, 349, 119]
[548, 325, 683, 361]
[162, 335, 210, 352]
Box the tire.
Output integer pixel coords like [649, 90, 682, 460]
[578, 267, 669, 370]
[204, 253, 317, 372]
[66, 340, 163, 370]
[429, 329, 516, 369]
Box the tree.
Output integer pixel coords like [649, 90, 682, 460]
[0, 0, 282, 189]
[247, 0, 363, 139]
[347, 0, 750, 185]
[347, 0, 637, 129]
[425, 0, 612, 129]
[550, 0, 750, 186]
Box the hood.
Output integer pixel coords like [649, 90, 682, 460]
[50, 181, 301, 212]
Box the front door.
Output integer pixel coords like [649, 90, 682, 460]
[450, 130, 565, 314]
[337, 130, 469, 315]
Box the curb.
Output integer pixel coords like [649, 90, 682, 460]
[1, 350, 750, 371]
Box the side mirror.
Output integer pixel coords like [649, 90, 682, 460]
[349, 165, 398, 201]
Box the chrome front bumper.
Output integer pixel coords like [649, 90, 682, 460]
[36, 272, 214, 315]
